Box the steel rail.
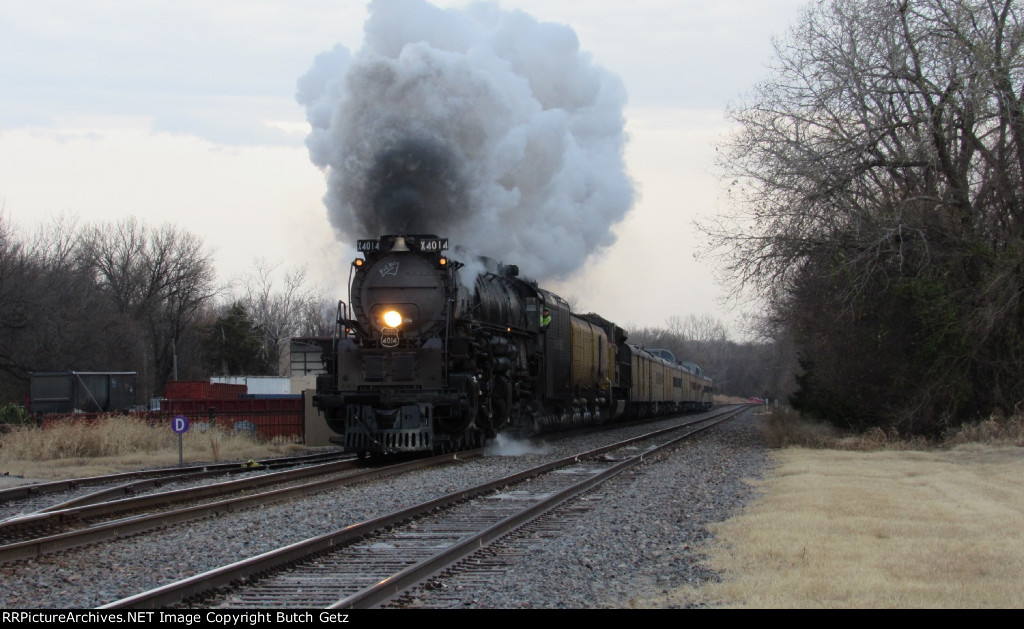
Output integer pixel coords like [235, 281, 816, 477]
[39, 452, 355, 512]
[328, 406, 748, 609]
[101, 405, 748, 609]
[0, 450, 480, 565]
[0, 450, 350, 505]
[1, 458, 361, 532]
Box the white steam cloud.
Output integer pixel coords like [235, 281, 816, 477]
[297, 0, 634, 279]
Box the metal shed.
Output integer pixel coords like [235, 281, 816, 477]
[29, 371, 138, 414]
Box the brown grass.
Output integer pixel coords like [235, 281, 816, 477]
[634, 406, 1024, 609]
[942, 415, 1024, 447]
[0, 415, 307, 480]
[759, 406, 1024, 451]
[644, 446, 1024, 608]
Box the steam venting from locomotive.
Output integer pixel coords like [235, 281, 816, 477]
[297, 0, 634, 279]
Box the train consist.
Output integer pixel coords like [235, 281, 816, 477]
[313, 234, 713, 456]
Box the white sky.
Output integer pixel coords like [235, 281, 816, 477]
[0, 0, 806, 335]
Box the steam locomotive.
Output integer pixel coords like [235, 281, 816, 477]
[313, 234, 713, 456]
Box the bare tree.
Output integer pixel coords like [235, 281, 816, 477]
[81, 218, 217, 396]
[703, 0, 1024, 432]
[666, 314, 728, 344]
[0, 208, 33, 386]
[240, 259, 331, 375]
[298, 297, 339, 338]
[0, 212, 139, 400]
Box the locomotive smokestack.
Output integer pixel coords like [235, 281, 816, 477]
[297, 0, 634, 281]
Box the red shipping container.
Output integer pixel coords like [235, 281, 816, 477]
[162, 398, 301, 415]
[164, 381, 213, 400]
[211, 383, 246, 400]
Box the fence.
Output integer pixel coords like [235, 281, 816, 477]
[37, 405, 305, 445]
[160, 390, 304, 443]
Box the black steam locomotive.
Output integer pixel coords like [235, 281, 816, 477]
[313, 234, 712, 456]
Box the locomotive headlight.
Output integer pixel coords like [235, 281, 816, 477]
[383, 310, 403, 328]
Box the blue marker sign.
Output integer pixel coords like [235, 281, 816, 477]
[172, 415, 190, 434]
[172, 415, 189, 467]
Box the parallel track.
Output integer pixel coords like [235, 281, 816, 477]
[0, 450, 352, 513]
[0, 450, 480, 565]
[101, 405, 749, 609]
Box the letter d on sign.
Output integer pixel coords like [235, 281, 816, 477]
[172, 415, 190, 434]
[172, 415, 190, 467]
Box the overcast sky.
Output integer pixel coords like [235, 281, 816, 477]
[0, 0, 807, 335]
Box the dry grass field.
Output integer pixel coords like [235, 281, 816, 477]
[0, 415, 307, 481]
[641, 409, 1024, 609]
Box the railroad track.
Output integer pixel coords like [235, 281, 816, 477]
[101, 405, 749, 609]
[385, 494, 606, 608]
[0, 450, 352, 517]
[0, 450, 479, 564]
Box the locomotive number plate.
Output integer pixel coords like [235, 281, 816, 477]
[380, 327, 400, 348]
[418, 238, 448, 252]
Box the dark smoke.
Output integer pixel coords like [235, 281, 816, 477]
[364, 137, 468, 235]
[297, 0, 634, 279]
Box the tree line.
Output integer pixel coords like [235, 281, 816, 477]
[627, 314, 797, 403]
[0, 211, 334, 406]
[704, 0, 1024, 435]
[2, 209, 789, 413]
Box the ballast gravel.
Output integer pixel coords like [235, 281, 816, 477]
[0, 408, 771, 609]
[400, 410, 770, 608]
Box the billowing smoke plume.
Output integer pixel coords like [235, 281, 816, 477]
[297, 0, 634, 278]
